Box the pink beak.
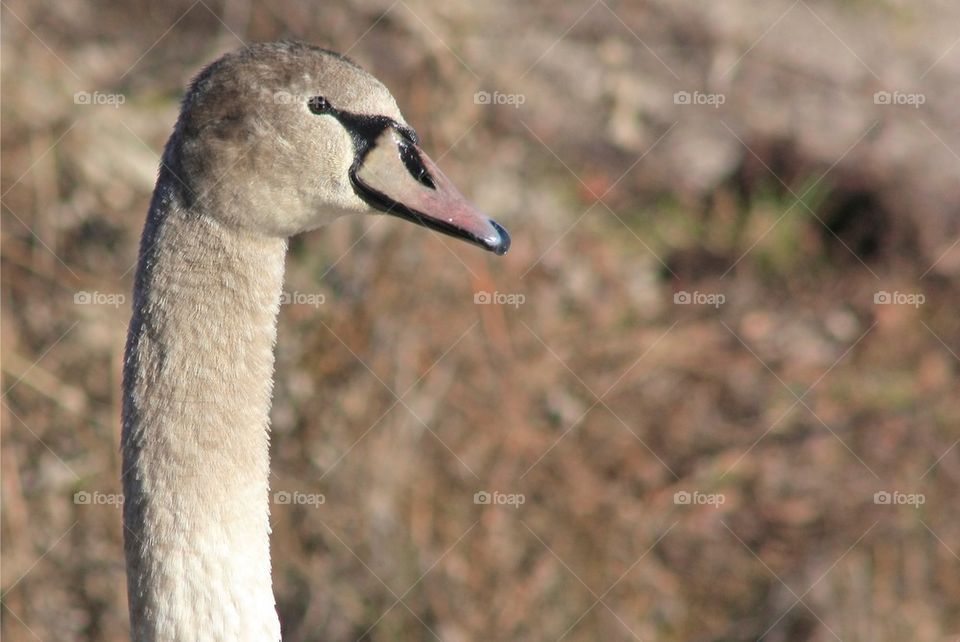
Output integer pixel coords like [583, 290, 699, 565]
[351, 128, 510, 255]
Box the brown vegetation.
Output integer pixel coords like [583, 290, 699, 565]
[2, 1, 958, 640]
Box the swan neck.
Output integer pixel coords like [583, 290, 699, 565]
[122, 186, 286, 641]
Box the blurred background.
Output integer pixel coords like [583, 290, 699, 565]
[2, 0, 959, 640]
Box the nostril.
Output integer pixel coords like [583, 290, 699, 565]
[398, 141, 436, 189]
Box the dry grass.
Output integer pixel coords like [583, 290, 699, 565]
[2, 1, 959, 640]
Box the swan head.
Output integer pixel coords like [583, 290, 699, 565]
[165, 41, 509, 254]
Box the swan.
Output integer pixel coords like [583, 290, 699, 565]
[121, 41, 509, 641]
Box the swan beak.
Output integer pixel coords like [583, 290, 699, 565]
[351, 129, 510, 255]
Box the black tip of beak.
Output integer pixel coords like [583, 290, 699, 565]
[488, 220, 511, 256]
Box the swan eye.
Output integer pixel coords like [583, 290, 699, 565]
[308, 96, 331, 114]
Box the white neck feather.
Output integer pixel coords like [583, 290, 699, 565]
[122, 183, 287, 641]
